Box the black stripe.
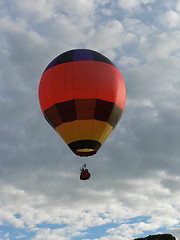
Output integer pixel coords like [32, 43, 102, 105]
[44, 50, 75, 72]
[94, 100, 123, 127]
[44, 99, 123, 128]
[91, 50, 116, 68]
[55, 100, 77, 122]
[44, 49, 117, 72]
[44, 105, 63, 129]
[54, 50, 75, 66]
[68, 140, 101, 152]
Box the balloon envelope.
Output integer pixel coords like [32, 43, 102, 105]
[39, 49, 126, 157]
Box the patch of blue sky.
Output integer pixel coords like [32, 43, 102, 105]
[14, 213, 21, 219]
[155, 226, 169, 235]
[36, 222, 68, 230]
[0, 225, 35, 240]
[72, 222, 120, 240]
[72, 235, 87, 240]
[127, 216, 151, 224]
[72, 216, 155, 240]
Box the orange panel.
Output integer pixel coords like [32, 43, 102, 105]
[64, 62, 74, 100]
[72, 61, 97, 99]
[51, 63, 66, 102]
[39, 69, 54, 114]
[51, 61, 97, 103]
[96, 62, 126, 109]
[115, 69, 126, 109]
[51, 62, 75, 103]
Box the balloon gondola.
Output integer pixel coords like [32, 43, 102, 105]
[39, 49, 126, 179]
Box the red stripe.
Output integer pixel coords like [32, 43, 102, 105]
[39, 61, 126, 113]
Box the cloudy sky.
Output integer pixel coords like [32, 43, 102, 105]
[0, 0, 180, 239]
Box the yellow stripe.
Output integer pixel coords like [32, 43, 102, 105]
[56, 121, 80, 143]
[77, 148, 94, 153]
[55, 120, 113, 145]
[90, 120, 113, 143]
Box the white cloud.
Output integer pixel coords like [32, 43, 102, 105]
[118, 0, 141, 10]
[141, 31, 180, 61]
[162, 10, 180, 29]
[118, 0, 155, 11]
[15, 235, 27, 239]
[87, 20, 123, 50]
[122, 18, 156, 39]
[141, 0, 156, 3]
[86, 19, 137, 61]
[101, 7, 113, 16]
[176, 0, 180, 12]
[119, 55, 140, 68]
[1, 173, 180, 239]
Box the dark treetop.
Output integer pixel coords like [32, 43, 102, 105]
[134, 234, 176, 240]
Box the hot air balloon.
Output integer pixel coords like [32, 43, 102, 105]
[39, 49, 126, 179]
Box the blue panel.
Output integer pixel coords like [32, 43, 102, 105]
[73, 49, 94, 61]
